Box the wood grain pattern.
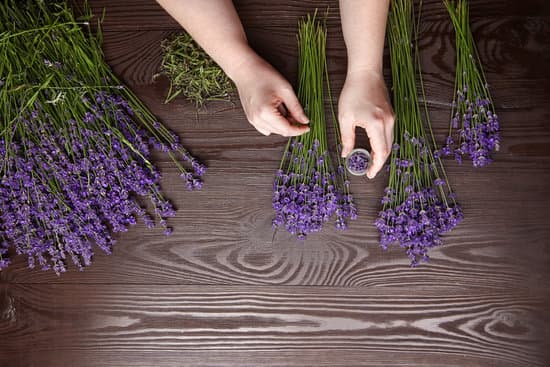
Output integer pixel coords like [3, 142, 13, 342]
[1, 0, 549, 366]
[82, 0, 550, 31]
[0, 284, 547, 367]
[2, 160, 549, 288]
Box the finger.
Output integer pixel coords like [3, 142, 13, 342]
[278, 105, 302, 126]
[269, 115, 310, 137]
[280, 88, 309, 124]
[251, 119, 273, 136]
[260, 106, 310, 137]
[254, 123, 272, 136]
[273, 120, 310, 137]
[366, 124, 390, 179]
[256, 126, 272, 136]
[339, 119, 356, 158]
[384, 111, 396, 149]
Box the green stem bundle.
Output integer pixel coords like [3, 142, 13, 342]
[376, 0, 462, 266]
[272, 13, 356, 239]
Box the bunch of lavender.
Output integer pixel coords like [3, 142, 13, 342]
[0, 1, 205, 273]
[439, 0, 500, 167]
[377, 0, 463, 266]
[272, 14, 356, 240]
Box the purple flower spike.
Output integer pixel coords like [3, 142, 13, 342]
[273, 137, 357, 239]
[376, 187, 463, 265]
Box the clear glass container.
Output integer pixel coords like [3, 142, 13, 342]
[345, 148, 371, 176]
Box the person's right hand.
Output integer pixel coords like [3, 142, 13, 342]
[338, 69, 395, 179]
[232, 57, 310, 137]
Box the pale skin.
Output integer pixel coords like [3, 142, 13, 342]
[156, 0, 394, 179]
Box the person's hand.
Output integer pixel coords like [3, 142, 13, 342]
[232, 57, 310, 137]
[338, 69, 395, 179]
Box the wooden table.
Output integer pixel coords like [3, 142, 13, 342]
[1, 1, 549, 366]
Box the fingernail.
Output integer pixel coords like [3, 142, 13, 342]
[367, 172, 376, 179]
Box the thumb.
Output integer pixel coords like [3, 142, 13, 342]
[280, 88, 309, 124]
[339, 121, 355, 158]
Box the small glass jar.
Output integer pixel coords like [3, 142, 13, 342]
[345, 148, 371, 176]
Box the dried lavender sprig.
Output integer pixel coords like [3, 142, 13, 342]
[158, 32, 234, 106]
[440, 0, 500, 167]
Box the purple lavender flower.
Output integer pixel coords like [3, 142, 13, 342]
[376, 186, 463, 266]
[273, 140, 355, 239]
[444, 1, 501, 168]
[378, 128, 463, 265]
[434, 178, 445, 186]
[442, 96, 500, 167]
[0, 91, 205, 273]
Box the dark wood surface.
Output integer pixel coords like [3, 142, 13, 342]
[1, 1, 550, 366]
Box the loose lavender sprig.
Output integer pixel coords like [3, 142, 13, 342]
[0, 1, 204, 273]
[439, 0, 501, 167]
[380, 0, 463, 266]
[273, 14, 356, 240]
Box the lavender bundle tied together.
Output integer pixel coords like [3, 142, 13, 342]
[377, 0, 463, 266]
[272, 14, 356, 239]
[439, 0, 500, 167]
[0, 1, 205, 273]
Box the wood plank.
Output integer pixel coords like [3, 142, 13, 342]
[79, 0, 550, 31]
[1, 158, 549, 285]
[2, 350, 538, 367]
[0, 284, 548, 366]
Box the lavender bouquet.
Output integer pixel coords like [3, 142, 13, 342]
[439, 0, 501, 167]
[0, 1, 204, 273]
[377, 0, 463, 266]
[272, 14, 356, 239]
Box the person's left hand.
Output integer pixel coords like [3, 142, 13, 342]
[338, 69, 395, 179]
